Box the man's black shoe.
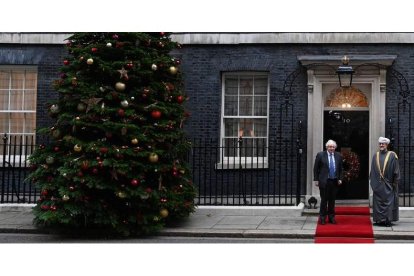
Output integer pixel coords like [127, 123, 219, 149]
[319, 216, 326, 225]
[329, 217, 337, 224]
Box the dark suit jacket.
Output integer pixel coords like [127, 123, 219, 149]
[313, 151, 343, 188]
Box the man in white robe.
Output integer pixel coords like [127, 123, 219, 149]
[370, 137, 400, 227]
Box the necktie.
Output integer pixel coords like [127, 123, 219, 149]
[329, 153, 335, 178]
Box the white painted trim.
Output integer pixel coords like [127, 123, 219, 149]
[0, 33, 71, 44]
[2, 33, 414, 45]
[171, 33, 414, 45]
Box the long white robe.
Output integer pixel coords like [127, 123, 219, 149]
[370, 150, 400, 223]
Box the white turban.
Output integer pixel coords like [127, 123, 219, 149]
[378, 137, 390, 144]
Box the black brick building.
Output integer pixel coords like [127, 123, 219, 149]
[1, 33, 413, 206]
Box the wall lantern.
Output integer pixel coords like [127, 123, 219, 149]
[336, 55, 355, 88]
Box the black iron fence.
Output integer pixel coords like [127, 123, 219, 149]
[1, 135, 39, 203]
[189, 137, 304, 206]
[2, 133, 414, 207]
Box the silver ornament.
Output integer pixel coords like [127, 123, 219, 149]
[120, 100, 129, 108]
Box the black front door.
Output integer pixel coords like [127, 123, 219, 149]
[323, 111, 369, 199]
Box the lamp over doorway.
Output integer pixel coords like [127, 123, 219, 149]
[336, 55, 355, 88]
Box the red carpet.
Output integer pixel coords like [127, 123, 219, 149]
[314, 206, 374, 243]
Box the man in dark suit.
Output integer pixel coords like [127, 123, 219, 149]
[313, 139, 343, 225]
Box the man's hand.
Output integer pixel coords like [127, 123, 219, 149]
[314, 181, 319, 187]
[338, 180, 342, 186]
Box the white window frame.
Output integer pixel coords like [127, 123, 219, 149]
[218, 72, 270, 169]
[0, 66, 38, 166]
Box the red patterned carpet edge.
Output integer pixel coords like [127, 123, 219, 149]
[314, 206, 374, 243]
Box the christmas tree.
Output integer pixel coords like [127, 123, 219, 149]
[28, 33, 196, 236]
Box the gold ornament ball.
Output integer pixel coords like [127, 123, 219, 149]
[151, 64, 158, 71]
[117, 191, 127, 198]
[169, 66, 178, 75]
[131, 138, 139, 145]
[115, 82, 126, 92]
[106, 42, 112, 47]
[148, 153, 159, 163]
[87, 58, 94, 65]
[73, 144, 82, 152]
[62, 195, 70, 201]
[160, 208, 169, 218]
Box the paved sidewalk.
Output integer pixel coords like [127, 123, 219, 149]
[1, 203, 414, 240]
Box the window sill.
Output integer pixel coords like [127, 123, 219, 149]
[215, 162, 268, 170]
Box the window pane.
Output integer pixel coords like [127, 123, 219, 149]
[224, 118, 238, 137]
[10, 113, 24, 133]
[25, 72, 37, 89]
[224, 96, 238, 116]
[240, 78, 253, 95]
[0, 113, 9, 133]
[24, 90, 36, 110]
[11, 71, 25, 89]
[0, 90, 9, 110]
[225, 77, 238, 95]
[254, 96, 267, 116]
[0, 71, 10, 90]
[239, 118, 254, 137]
[254, 77, 268, 95]
[253, 119, 267, 137]
[10, 90, 23, 110]
[24, 113, 36, 134]
[239, 96, 252, 116]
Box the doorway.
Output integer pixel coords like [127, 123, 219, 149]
[323, 111, 369, 199]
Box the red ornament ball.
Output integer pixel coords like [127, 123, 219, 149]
[130, 179, 140, 186]
[100, 147, 109, 154]
[63, 60, 70, 65]
[118, 109, 125, 117]
[151, 110, 162, 119]
[177, 95, 184, 104]
[91, 47, 98, 53]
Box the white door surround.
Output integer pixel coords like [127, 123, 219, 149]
[298, 55, 397, 205]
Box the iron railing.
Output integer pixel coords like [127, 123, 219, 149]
[1, 135, 38, 203]
[189, 137, 304, 206]
[2, 133, 413, 207]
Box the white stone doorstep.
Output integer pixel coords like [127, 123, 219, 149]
[399, 207, 414, 218]
[195, 202, 305, 217]
[0, 204, 36, 212]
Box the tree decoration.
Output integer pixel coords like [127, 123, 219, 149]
[117, 68, 129, 80]
[28, 32, 196, 237]
[148, 152, 159, 163]
[50, 104, 60, 114]
[115, 82, 126, 92]
[81, 98, 103, 113]
[169, 66, 178, 75]
[342, 151, 360, 182]
[120, 100, 129, 108]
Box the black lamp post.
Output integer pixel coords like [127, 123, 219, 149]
[336, 55, 355, 88]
